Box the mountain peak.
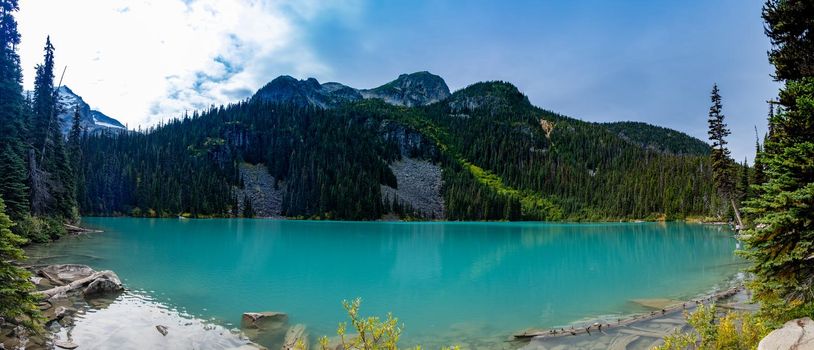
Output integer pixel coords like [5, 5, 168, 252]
[252, 71, 451, 109]
[448, 81, 530, 114]
[54, 85, 125, 134]
[360, 71, 450, 107]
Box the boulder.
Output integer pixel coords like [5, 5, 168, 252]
[82, 273, 123, 297]
[241, 312, 288, 330]
[758, 317, 814, 350]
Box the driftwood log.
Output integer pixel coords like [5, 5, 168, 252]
[34, 270, 122, 299]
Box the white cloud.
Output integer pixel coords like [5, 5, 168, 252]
[17, 0, 354, 128]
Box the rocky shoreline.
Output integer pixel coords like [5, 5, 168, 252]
[513, 285, 752, 350]
[0, 263, 270, 350]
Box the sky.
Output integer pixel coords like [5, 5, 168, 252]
[17, 0, 777, 162]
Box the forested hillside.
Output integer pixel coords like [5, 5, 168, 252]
[78, 75, 719, 221]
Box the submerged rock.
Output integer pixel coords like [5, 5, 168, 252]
[282, 324, 308, 350]
[758, 317, 814, 350]
[241, 312, 288, 330]
[54, 340, 79, 349]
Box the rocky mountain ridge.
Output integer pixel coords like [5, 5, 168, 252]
[252, 71, 451, 108]
[54, 86, 126, 135]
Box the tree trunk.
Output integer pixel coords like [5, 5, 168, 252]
[730, 198, 744, 230]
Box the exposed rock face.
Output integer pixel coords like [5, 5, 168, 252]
[53, 86, 126, 135]
[448, 81, 530, 116]
[252, 76, 362, 108]
[758, 317, 814, 350]
[381, 158, 445, 219]
[252, 71, 450, 109]
[378, 120, 439, 160]
[360, 71, 451, 107]
[235, 163, 283, 218]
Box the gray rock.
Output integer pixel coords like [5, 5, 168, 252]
[758, 317, 814, 350]
[54, 340, 79, 349]
[81, 272, 123, 297]
[54, 306, 68, 319]
[241, 312, 288, 330]
[381, 158, 445, 219]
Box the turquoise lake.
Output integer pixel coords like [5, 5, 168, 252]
[27, 218, 744, 348]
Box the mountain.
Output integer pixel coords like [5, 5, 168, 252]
[252, 71, 450, 108]
[77, 73, 716, 221]
[359, 71, 450, 107]
[54, 86, 125, 135]
[602, 121, 710, 156]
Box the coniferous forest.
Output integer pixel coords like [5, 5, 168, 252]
[76, 85, 727, 222]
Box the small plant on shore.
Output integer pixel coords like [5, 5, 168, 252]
[317, 298, 460, 350]
[655, 304, 771, 350]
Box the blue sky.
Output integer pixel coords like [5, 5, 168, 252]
[19, 0, 775, 162]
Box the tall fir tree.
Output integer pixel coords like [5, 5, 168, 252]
[0, 196, 41, 332]
[28, 36, 76, 219]
[743, 0, 814, 318]
[707, 84, 735, 215]
[0, 0, 30, 222]
[30, 36, 55, 159]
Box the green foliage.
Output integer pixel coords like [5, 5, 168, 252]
[0, 197, 43, 333]
[762, 0, 814, 81]
[15, 215, 66, 243]
[655, 304, 771, 350]
[742, 0, 814, 319]
[0, 145, 29, 221]
[317, 298, 459, 350]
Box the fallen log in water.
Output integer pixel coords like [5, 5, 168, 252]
[34, 270, 123, 299]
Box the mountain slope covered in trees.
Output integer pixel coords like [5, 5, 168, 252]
[78, 73, 717, 221]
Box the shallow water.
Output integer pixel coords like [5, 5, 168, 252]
[27, 219, 744, 348]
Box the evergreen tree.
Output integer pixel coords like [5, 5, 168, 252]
[751, 127, 766, 187]
[28, 36, 76, 219]
[0, 0, 29, 222]
[242, 197, 254, 218]
[738, 158, 750, 201]
[762, 0, 814, 81]
[0, 196, 41, 332]
[30, 36, 55, 158]
[0, 145, 29, 221]
[707, 84, 735, 215]
[743, 0, 814, 317]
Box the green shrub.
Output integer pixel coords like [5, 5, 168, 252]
[656, 304, 771, 350]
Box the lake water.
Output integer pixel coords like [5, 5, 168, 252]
[27, 218, 744, 348]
